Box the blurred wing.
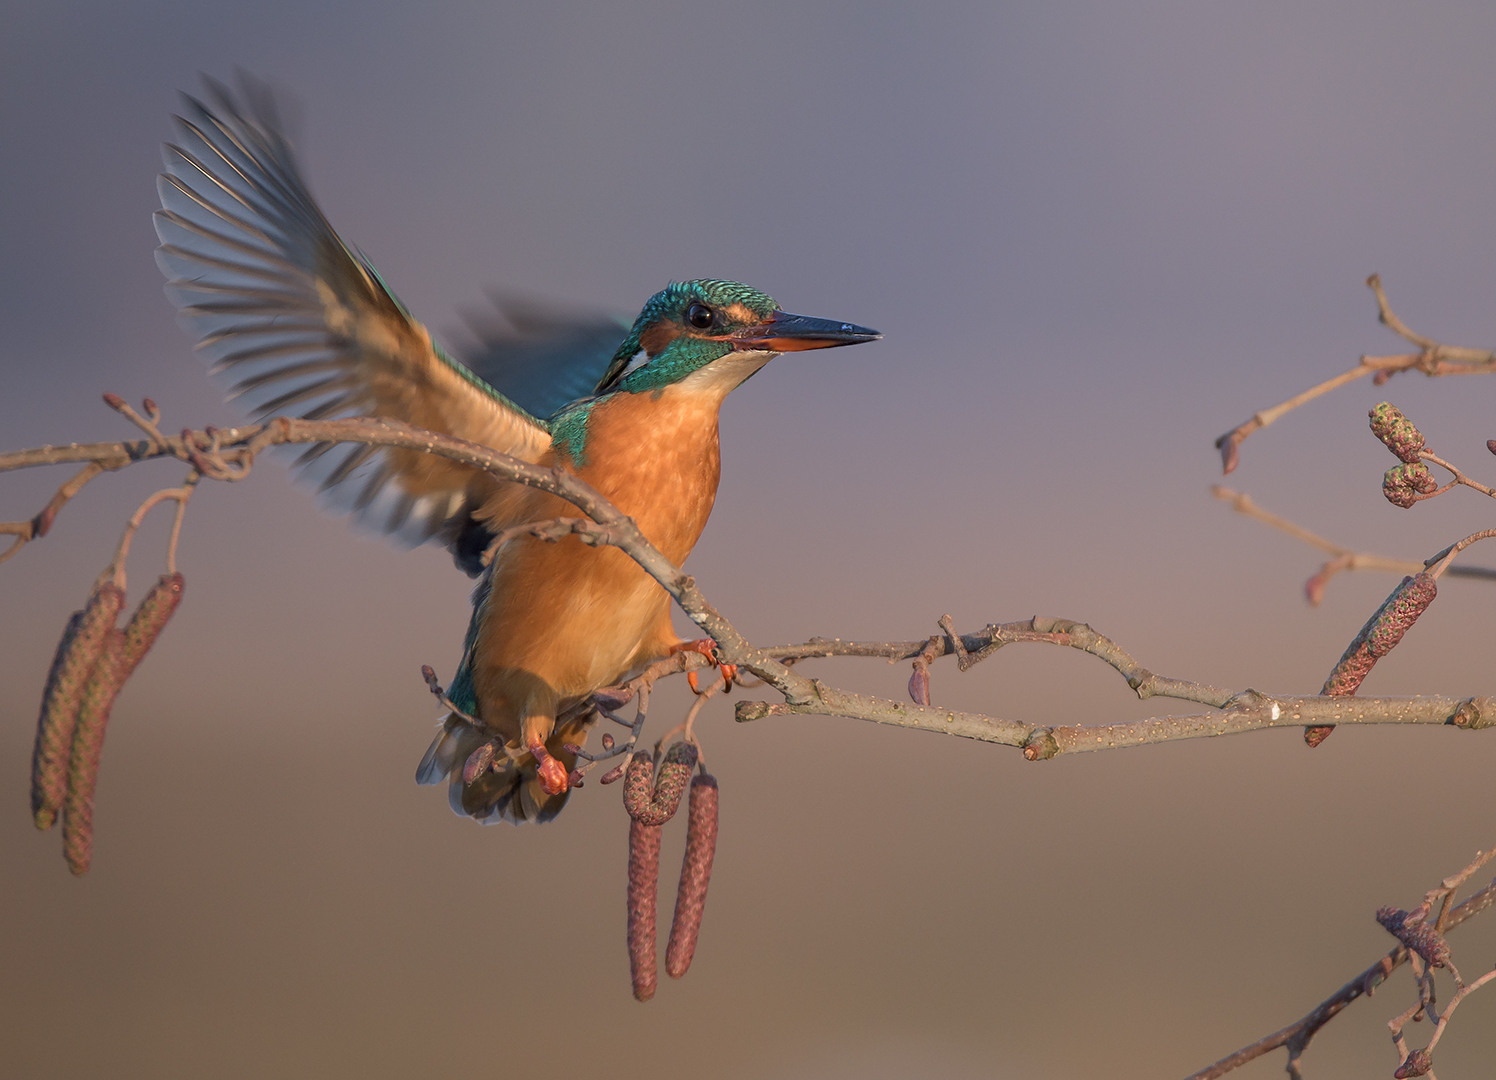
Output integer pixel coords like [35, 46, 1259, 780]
[457, 293, 629, 421]
[153, 76, 552, 547]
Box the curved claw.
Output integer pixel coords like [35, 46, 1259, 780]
[675, 638, 737, 695]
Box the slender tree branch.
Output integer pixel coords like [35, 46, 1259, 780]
[6, 411, 1493, 761]
[1184, 864, 1496, 1080]
[1212, 485, 1496, 604]
[1215, 275, 1496, 473]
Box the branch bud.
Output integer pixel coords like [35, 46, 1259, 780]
[31, 584, 125, 830]
[1383, 463, 1436, 508]
[462, 742, 496, 785]
[1394, 1049, 1432, 1078]
[908, 665, 931, 707]
[666, 774, 719, 980]
[1369, 403, 1426, 462]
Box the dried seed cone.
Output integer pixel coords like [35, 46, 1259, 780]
[666, 774, 719, 980]
[31, 583, 125, 830]
[1369, 403, 1426, 463]
[62, 629, 129, 875]
[627, 817, 662, 1002]
[1312, 574, 1437, 747]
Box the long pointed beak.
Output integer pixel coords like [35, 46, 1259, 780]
[728, 311, 881, 352]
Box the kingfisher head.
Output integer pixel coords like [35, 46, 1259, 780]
[601, 279, 879, 396]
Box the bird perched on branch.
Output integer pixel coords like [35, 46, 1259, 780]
[153, 76, 879, 823]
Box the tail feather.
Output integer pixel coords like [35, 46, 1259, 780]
[415, 713, 479, 785]
[416, 708, 597, 826]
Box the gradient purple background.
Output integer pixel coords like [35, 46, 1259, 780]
[4, 3, 1496, 1077]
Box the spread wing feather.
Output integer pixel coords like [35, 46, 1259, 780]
[153, 75, 553, 549]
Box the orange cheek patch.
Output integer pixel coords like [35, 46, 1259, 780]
[639, 323, 678, 357]
[721, 302, 762, 325]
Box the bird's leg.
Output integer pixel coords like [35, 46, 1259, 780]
[521, 712, 570, 796]
[670, 638, 738, 695]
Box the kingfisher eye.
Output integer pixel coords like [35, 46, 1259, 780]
[686, 303, 714, 329]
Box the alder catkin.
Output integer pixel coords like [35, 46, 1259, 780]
[1309, 573, 1437, 746]
[61, 630, 129, 875]
[59, 574, 185, 873]
[666, 774, 719, 979]
[627, 817, 662, 1002]
[1368, 403, 1426, 463]
[31, 584, 125, 830]
[119, 573, 184, 670]
[1382, 462, 1437, 508]
[623, 744, 697, 825]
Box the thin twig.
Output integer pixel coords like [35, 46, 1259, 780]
[1420, 449, 1496, 499]
[1183, 870, 1496, 1079]
[1424, 529, 1496, 581]
[1212, 485, 1496, 603]
[105, 478, 198, 590]
[1215, 275, 1496, 473]
[5, 414, 1492, 763]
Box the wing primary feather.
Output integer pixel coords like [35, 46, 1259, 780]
[251, 374, 357, 416]
[197, 322, 327, 347]
[209, 338, 336, 370]
[320, 444, 379, 491]
[156, 75, 553, 554]
[154, 208, 296, 269]
[156, 243, 306, 287]
[157, 175, 281, 247]
[351, 462, 394, 510]
[226, 358, 345, 398]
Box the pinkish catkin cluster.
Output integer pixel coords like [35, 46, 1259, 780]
[623, 743, 719, 1000]
[1383, 462, 1438, 508]
[30, 573, 184, 874]
[1307, 573, 1436, 747]
[1369, 403, 1438, 508]
[666, 774, 718, 979]
[1376, 905, 1451, 970]
[1369, 402, 1426, 463]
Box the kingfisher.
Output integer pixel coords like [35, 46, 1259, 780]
[152, 77, 879, 823]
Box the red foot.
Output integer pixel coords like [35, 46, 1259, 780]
[672, 638, 737, 695]
[528, 740, 570, 795]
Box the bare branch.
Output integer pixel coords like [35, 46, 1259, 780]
[6, 412, 1493, 765]
[1212, 485, 1496, 603]
[1215, 275, 1496, 473]
[1184, 864, 1496, 1080]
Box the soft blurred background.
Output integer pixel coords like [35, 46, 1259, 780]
[4, 2, 1496, 1077]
